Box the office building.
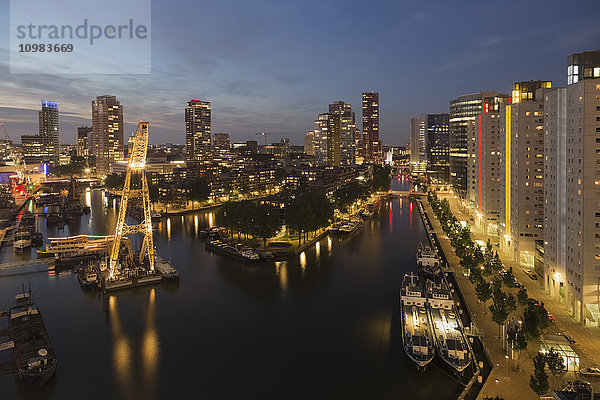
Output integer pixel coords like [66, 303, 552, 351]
[410, 116, 427, 173]
[91, 95, 124, 175]
[77, 126, 92, 158]
[21, 100, 60, 165]
[185, 100, 211, 161]
[449, 92, 501, 197]
[362, 92, 380, 164]
[213, 133, 230, 149]
[564, 50, 600, 325]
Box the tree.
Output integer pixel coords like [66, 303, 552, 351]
[522, 301, 550, 341]
[489, 291, 510, 337]
[104, 173, 125, 190]
[517, 287, 528, 307]
[186, 177, 210, 204]
[475, 279, 492, 314]
[545, 347, 565, 388]
[252, 203, 282, 247]
[503, 267, 517, 287]
[530, 352, 549, 396]
[507, 325, 528, 369]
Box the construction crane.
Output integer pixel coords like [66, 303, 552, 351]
[255, 132, 290, 146]
[0, 122, 27, 183]
[109, 121, 154, 277]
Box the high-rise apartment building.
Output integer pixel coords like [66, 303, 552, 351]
[362, 92, 380, 164]
[91, 95, 124, 175]
[314, 113, 341, 167]
[467, 94, 510, 234]
[499, 81, 551, 269]
[185, 100, 211, 161]
[450, 93, 498, 197]
[213, 133, 230, 149]
[21, 100, 60, 165]
[410, 114, 449, 181]
[328, 101, 356, 166]
[543, 87, 567, 305]
[77, 126, 92, 158]
[564, 50, 600, 325]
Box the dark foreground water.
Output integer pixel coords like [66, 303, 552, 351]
[0, 178, 464, 399]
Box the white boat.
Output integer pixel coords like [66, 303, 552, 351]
[13, 229, 32, 252]
[425, 277, 471, 374]
[417, 243, 441, 275]
[400, 272, 435, 370]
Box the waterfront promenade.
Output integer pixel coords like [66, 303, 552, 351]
[423, 195, 600, 399]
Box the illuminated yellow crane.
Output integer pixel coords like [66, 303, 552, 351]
[109, 122, 154, 276]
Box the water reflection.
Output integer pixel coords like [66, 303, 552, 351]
[208, 212, 214, 228]
[275, 261, 288, 292]
[315, 241, 320, 260]
[109, 296, 133, 400]
[299, 252, 306, 277]
[166, 218, 171, 239]
[142, 289, 159, 397]
[194, 215, 198, 237]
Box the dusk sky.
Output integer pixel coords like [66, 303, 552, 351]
[1, 0, 599, 145]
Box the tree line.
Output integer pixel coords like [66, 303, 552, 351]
[428, 191, 562, 397]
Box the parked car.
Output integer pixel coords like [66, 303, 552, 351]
[557, 333, 576, 344]
[524, 270, 538, 280]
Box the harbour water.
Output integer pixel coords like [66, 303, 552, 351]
[0, 179, 464, 399]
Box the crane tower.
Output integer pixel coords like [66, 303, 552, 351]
[109, 121, 154, 276]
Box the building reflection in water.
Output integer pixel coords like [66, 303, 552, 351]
[275, 261, 288, 292]
[208, 212, 214, 228]
[299, 251, 306, 277]
[315, 241, 320, 260]
[389, 201, 393, 233]
[327, 236, 332, 255]
[194, 215, 199, 237]
[108, 290, 159, 400]
[166, 218, 171, 240]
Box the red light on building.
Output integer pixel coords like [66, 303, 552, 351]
[478, 114, 482, 211]
[483, 101, 489, 113]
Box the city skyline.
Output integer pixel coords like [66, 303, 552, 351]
[1, 1, 599, 145]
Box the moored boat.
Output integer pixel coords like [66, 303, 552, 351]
[425, 277, 471, 374]
[13, 228, 32, 252]
[400, 272, 435, 370]
[416, 243, 441, 275]
[10, 288, 57, 387]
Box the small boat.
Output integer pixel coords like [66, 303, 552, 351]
[77, 266, 100, 290]
[13, 228, 32, 251]
[31, 232, 43, 247]
[400, 272, 435, 370]
[416, 243, 441, 275]
[205, 239, 260, 263]
[151, 211, 161, 220]
[154, 255, 179, 282]
[9, 288, 57, 386]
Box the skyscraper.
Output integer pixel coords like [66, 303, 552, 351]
[21, 101, 60, 165]
[410, 114, 450, 181]
[410, 116, 427, 174]
[91, 95, 124, 175]
[449, 92, 498, 197]
[314, 113, 341, 167]
[362, 92, 380, 164]
[185, 100, 211, 161]
[304, 131, 315, 156]
[467, 94, 510, 234]
[563, 50, 600, 325]
[328, 101, 356, 166]
[77, 126, 92, 158]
